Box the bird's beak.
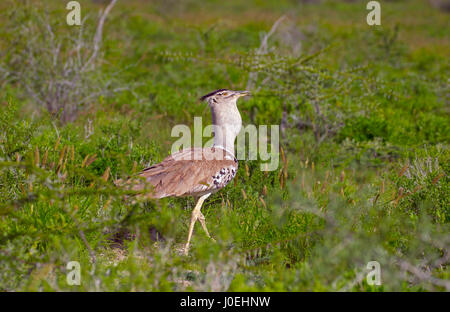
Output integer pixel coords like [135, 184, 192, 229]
[235, 90, 251, 98]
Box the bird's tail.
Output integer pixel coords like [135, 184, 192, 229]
[114, 173, 163, 200]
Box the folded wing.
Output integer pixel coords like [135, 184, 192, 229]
[117, 147, 238, 199]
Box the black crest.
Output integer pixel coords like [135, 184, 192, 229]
[200, 89, 228, 101]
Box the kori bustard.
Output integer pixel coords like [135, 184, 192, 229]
[116, 89, 250, 255]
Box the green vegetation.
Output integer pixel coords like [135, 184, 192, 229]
[0, 0, 448, 291]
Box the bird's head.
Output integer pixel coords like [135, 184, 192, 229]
[200, 89, 250, 107]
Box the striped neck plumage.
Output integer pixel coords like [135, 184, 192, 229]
[209, 97, 242, 159]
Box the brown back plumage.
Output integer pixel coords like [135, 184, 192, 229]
[117, 147, 238, 199]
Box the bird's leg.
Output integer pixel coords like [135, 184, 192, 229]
[198, 211, 215, 242]
[184, 193, 211, 255]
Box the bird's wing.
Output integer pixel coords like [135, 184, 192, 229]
[121, 147, 238, 198]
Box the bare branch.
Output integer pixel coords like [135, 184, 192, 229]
[81, 0, 118, 72]
[258, 15, 287, 55]
[246, 15, 286, 91]
[398, 259, 450, 291]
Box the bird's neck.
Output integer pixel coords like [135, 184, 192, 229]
[213, 130, 238, 156]
[210, 102, 242, 156]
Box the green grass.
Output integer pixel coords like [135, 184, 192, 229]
[0, 0, 448, 291]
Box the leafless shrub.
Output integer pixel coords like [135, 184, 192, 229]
[402, 155, 440, 183]
[0, 0, 127, 123]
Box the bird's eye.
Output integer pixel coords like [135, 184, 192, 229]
[221, 92, 228, 96]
